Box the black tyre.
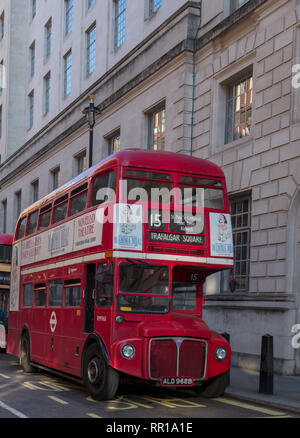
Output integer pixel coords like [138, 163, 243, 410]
[197, 372, 228, 398]
[20, 332, 36, 373]
[83, 343, 119, 401]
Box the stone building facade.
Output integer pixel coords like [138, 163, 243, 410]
[0, 0, 300, 374]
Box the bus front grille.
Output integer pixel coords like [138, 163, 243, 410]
[149, 338, 206, 381]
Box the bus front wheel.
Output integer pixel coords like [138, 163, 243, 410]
[197, 372, 228, 398]
[83, 343, 119, 401]
[20, 332, 36, 373]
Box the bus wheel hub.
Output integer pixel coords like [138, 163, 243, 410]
[88, 359, 99, 384]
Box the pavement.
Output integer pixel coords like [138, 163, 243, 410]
[225, 366, 300, 415]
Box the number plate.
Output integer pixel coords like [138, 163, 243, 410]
[161, 376, 194, 387]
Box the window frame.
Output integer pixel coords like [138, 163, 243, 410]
[230, 0, 249, 14]
[149, 0, 162, 16]
[45, 17, 52, 59]
[221, 193, 251, 293]
[225, 73, 253, 145]
[113, 0, 126, 50]
[63, 50, 72, 97]
[148, 103, 166, 151]
[86, 24, 96, 76]
[65, 0, 73, 36]
[43, 72, 51, 115]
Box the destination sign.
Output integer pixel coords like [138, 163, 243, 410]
[170, 212, 204, 234]
[148, 232, 204, 245]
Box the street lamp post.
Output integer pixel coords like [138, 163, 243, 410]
[82, 95, 100, 168]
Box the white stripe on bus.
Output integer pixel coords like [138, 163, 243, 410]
[113, 251, 234, 266]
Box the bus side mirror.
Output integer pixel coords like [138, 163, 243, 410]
[229, 278, 237, 293]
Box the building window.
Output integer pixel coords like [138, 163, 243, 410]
[0, 12, 4, 40]
[14, 190, 22, 223]
[149, 0, 162, 15]
[29, 41, 35, 77]
[65, 0, 73, 36]
[222, 195, 251, 292]
[31, 0, 36, 20]
[45, 18, 52, 59]
[43, 72, 51, 115]
[114, 0, 126, 50]
[88, 0, 96, 8]
[0, 60, 4, 92]
[31, 179, 39, 203]
[74, 150, 87, 176]
[28, 91, 34, 130]
[1, 199, 7, 233]
[148, 105, 166, 150]
[63, 51, 72, 97]
[108, 131, 120, 155]
[86, 25, 96, 75]
[50, 166, 60, 191]
[225, 74, 252, 144]
[230, 0, 249, 13]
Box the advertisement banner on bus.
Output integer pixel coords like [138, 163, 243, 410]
[113, 203, 143, 251]
[209, 213, 233, 258]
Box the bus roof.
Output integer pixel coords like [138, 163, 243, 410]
[0, 234, 13, 246]
[19, 149, 225, 217]
[113, 149, 224, 177]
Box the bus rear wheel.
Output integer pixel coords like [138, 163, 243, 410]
[83, 343, 119, 401]
[20, 332, 36, 373]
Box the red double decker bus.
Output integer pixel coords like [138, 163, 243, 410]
[0, 234, 13, 350]
[7, 149, 234, 400]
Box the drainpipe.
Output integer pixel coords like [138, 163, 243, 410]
[190, 5, 202, 156]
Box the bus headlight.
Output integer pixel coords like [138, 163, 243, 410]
[120, 343, 136, 360]
[214, 346, 227, 361]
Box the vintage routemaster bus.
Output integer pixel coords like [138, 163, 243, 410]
[0, 234, 13, 350]
[7, 149, 234, 400]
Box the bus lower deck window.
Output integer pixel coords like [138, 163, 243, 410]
[64, 280, 81, 306]
[34, 284, 46, 306]
[23, 284, 33, 307]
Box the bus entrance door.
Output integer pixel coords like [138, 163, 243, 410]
[84, 264, 95, 333]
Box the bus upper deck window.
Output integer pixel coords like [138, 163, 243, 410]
[179, 186, 223, 209]
[27, 211, 38, 236]
[204, 189, 223, 209]
[16, 217, 27, 240]
[125, 169, 171, 181]
[179, 176, 222, 187]
[39, 203, 52, 230]
[53, 195, 68, 224]
[70, 191, 87, 216]
[91, 171, 116, 206]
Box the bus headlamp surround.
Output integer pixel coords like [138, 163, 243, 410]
[214, 346, 227, 361]
[120, 343, 136, 360]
